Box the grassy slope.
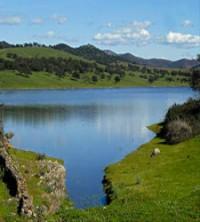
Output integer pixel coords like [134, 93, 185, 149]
[0, 70, 188, 89]
[0, 47, 83, 60]
[0, 148, 71, 222]
[0, 181, 18, 221]
[0, 47, 189, 89]
[51, 125, 200, 222]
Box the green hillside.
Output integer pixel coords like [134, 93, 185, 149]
[0, 46, 192, 89]
[0, 47, 83, 60]
[0, 70, 189, 89]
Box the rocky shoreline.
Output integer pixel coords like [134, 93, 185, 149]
[0, 144, 67, 220]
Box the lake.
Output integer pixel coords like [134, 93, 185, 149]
[0, 87, 195, 208]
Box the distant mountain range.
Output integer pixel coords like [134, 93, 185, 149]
[118, 53, 199, 69]
[53, 43, 199, 69]
[0, 41, 199, 69]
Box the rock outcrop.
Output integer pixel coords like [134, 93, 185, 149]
[0, 148, 34, 217]
[38, 159, 66, 214]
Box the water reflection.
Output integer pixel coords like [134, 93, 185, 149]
[0, 87, 194, 208]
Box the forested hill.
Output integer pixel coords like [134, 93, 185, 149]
[1, 41, 199, 69]
[0, 41, 199, 89]
[53, 43, 200, 69]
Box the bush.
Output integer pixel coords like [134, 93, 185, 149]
[5, 131, 14, 140]
[191, 68, 200, 90]
[114, 75, 121, 82]
[72, 72, 80, 79]
[160, 98, 200, 144]
[164, 120, 192, 144]
[148, 75, 158, 83]
[92, 75, 98, 82]
[36, 153, 46, 161]
[100, 73, 105, 79]
[0, 168, 4, 179]
[0, 141, 4, 148]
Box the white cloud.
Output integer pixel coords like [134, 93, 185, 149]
[106, 22, 112, 28]
[46, 31, 56, 38]
[34, 30, 68, 40]
[94, 21, 151, 46]
[32, 17, 44, 25]
[183, 20, 192, 27]
[52, 14, 67, 24]
[0, 16, 22, 25]
[34, 30, 56, 39]
[166, 31, 200, 47]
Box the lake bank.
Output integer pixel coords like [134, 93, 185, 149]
[1, 124, 199, 221]
[102, 124, 200, 221]
[50, 124, 200, 221]
[0, 145, 72, 221]
[1, 87, 194, 208]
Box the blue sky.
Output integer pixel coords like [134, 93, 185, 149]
[0, 0, 199, 60]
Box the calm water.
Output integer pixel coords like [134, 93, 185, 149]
[0, 87, 195, 208]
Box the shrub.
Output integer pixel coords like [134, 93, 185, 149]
[165, 120, 192, 144]
[114, 75, 121, 82]
[148, 75, 158, 83]
[100, 73, 105, 79]
[0, 168, 4, 179]
[160, 98, 200, 144]
[36, 153, 46, 161]
[5, 131, 14, 140]
[72, 72, 80, 79]
[92, 75, 98, 82]
[191, 68, 200, 90]
[135, 176, 141, 185]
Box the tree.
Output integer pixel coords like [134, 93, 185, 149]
[0, 105, 4, 147]
[197, 54, 200, 62]
[114, 75, 121, 82]
[72, 72, 80, 79]
[191, 68, 200, 90]
[148, 75, 156, 83]
[92, 75, 98, 82]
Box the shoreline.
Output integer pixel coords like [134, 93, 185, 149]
[0, 85, 189, 91]
[1, 121, 199, 221]
[102, 124, 158, 206]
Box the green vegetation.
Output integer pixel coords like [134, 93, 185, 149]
[0, 44, 199, 221]
[0, 174, 19, 221]
[0, 47, 81, 60]
[0, 46, 192, 89]
[49, 99, 200, 221]
[0, 70, 189, 89]
[0, 99, 199, 222]
[0, 147, 71, 222]
[48, 124, 200, 222]
[192, 68, 200, 90]
[161, 98, 200, 144]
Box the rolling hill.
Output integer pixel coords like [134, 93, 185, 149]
[53, 42, 199, 69]
[0, 46, 85, 61]
[1, 41, 199, 69]
[119, 53, 199, 69]
[0, 41, 194, 89]
[53, 43, 124, 65]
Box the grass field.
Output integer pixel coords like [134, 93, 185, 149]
[0, 47, 190, 89]
[0, 70, 189, 89]
[0, 47, 83, 61]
